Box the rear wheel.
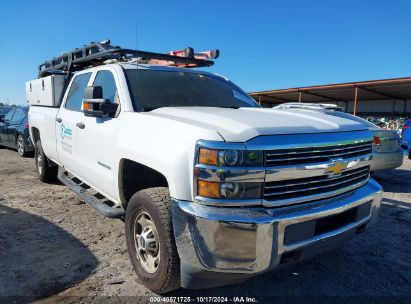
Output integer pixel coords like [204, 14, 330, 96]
[125, 187, 180, 294]
[17, 135, 28, 157]
[35, 139, 58, 183]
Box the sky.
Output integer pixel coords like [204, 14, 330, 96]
[0, 0, 410, 105]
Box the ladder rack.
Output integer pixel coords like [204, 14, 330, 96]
[38, 39, 218, 78]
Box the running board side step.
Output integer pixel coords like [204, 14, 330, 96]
[58, 170, 125, 218]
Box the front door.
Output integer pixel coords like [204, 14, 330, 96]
[75, 69, 120, 199]
[56, 72, 92, 173]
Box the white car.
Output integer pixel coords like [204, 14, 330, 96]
[273, 103, 403, 172]
[274, 102, 344, 111]
[27, 41, 382, 292]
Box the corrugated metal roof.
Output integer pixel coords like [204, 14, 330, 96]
[249, 77, 411, 104]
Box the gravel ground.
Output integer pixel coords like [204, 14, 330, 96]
[0, 148, 410, 303]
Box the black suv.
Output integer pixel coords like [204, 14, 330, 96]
[0, 107, 34, 157]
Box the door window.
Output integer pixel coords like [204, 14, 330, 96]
[65, 73, 92, 111]
[93, 71, 118, 103]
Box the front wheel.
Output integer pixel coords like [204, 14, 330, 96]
[125, 187, 180, 294]
[35, 139, 58, 183]
[17, 135, 29, 157]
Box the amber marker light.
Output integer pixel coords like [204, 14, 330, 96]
[83, 102, 91, 111]
[199, 148, 218, 165]
[197, 180, 220, 198]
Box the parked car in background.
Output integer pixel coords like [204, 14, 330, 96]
[0, 106, 12, 121]
[274, 102, 344, 112]
[0, 106, 34, 157]
[272, 103, 403, 172]
[401, 119, 411, 159]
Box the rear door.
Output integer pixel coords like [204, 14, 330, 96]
[6, 109, 24, 147]
[0, 109, 15, 147]
[56, 72, 92, 173]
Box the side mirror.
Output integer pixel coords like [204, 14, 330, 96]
[83, 86, 118, 117]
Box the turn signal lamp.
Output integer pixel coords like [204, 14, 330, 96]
[197, 180, 220, 198]
[199, 148, 218, 165]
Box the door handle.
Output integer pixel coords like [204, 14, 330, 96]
[56, 117, 62, 123]
[76, 122, 85, 129]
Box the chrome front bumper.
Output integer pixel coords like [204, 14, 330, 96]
[172, 179, 382, 289]
[370, 150, 404, 171]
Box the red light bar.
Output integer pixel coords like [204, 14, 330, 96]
[146, 47, 219, 68]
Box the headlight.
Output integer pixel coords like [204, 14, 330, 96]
[195, 142, 264, 204]
[198, 148, 263, 167]
[220, 150, 241, 166]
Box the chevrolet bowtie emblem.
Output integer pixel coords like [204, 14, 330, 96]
[325, 160, 348, 176]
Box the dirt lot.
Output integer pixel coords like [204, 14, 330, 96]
[0, 148, 410, 303]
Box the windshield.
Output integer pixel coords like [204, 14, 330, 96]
[124, 69, 260, 111]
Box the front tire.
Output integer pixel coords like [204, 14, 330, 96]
[125, 187, 180, 294]
[35, 139, 58, 183]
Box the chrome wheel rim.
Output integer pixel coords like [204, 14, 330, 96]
[37, 152, 43, 175]
[17, 136, 24, 156]
[133, 211, 160, 273]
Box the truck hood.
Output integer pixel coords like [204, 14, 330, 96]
[146, 107, 368, 142]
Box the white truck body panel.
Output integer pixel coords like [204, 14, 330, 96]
[148, 106, 367, 142]
[29, 106, 60, 161]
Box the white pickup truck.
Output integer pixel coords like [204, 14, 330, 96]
[28, 41, 382, 293]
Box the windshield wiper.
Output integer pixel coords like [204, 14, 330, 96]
[221, 105, 240, 109]
[141, 107, 160, 112]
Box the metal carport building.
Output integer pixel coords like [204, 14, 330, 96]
[249, 77, 411, 117]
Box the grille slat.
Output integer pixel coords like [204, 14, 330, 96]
[266, 147, 372, 163]
[265, 141, 372, 166]
[264, 172, 369, 197]
[264, 167, 369, 190]
[266, 142, 371, 157]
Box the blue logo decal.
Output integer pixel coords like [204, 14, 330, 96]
[61, 123, 73, 139]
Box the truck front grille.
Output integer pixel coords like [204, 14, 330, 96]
[264, 166, 370, 202]
[265, 142, 372, 166]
